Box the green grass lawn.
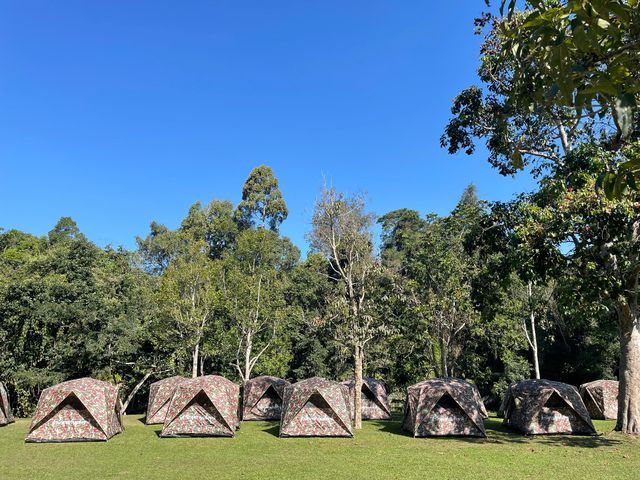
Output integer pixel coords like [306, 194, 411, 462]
[0, 414, 638, 480]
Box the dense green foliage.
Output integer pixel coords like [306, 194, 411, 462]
[0, 169, 619, 415]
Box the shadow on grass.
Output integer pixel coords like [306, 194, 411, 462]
[260, 422, 280, 438]
[370, 413, 621, 448]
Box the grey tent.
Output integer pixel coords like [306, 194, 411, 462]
[0, 382, 15, 426]
[342, 377, 391, 420]
[502, 379, 596, 435]
[403, 378, 486, 437]
[242, 376, 290, 421]
[579, 379, 619, 420]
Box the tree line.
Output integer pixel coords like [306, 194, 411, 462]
[1, 0, 638, 432]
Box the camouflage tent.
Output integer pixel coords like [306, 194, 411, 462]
[160, 375, 240, 437]
[580, 379, 619, 420]
[242, 375, 290, 421]
[145, 376, 186, 424]
[279, 377, 353, 437]
[25, 378, 123, 442]
[0, 382, 15, 426]
[403, 378, 486, 437]
[342, 377, 391, 420]
[503, 379, 596, 435]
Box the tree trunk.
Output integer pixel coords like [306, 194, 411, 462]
[244, 333, 253, 382]
[616, 300, 640, 434]
[192, 342, 199, 378]
[353, 344, 363, 429]
[530, 313, 541, 380]
[121, 371, 154, 414]
[439, 335, 448, 377]
[528, 282, 541, 380]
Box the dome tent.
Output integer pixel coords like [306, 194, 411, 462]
[503, 379, 596, 435]
[145, 376, 186, 425]
[579, 379, 619, 420]
[402, 378, 486, 437]
[242, 375, 290, 421]
[0, 382, 15, 426]
[160, 375, 240, 438]
[25, 378, 123, 442]
[279, 377, 353, 437]
[342, 377, 391, 420]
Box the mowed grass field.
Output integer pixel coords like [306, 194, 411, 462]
[0, 413, 638, 480]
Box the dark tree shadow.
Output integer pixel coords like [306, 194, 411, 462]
[260, 422, 280, 437]
[370, 413, 621, 448]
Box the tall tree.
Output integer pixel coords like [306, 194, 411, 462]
[158, 239, 221, 378]
[444, 1, 640, 433]
[308, 186, 390, 429]
[235, 166, 288, 231]
[221, 228, 299, 383]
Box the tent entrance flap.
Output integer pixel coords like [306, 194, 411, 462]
[165, 391, 232, 436]
[361, 385, 386, 417]
[416, 393, 481, 437]
[293, 392, 350, 436]
[29, 393, 105, 442]
[252, 385, 282, 417]
[538, 391, 591, 433]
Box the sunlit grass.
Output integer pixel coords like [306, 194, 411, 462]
[0, 413, 638, 479]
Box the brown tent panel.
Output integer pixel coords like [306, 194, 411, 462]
[503, 379, 596, 435]
[160, 375, 240, 437]
[146, 376, 186, 424]
[243, 376, 290, 421]
[403, 378, 486, 437]
[0, 382, 15, 426]
[280, 377, 353, 437]
[579, 379, 619, 420]
[342, 377, 391, 420]
[25, 378, 123, 442]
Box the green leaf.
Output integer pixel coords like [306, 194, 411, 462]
[614, 93, 636, 139]
[510, 149, 524, 170]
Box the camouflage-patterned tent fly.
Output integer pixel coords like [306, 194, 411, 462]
[280, 377, 353, 437]
[242, 375, 290, 421]
[403, 378, 486, 437]
[342, 377, 391, 420]
[145, 376, 186, 424]
[579, 379, 619, 420]
[470, 383, 488, 418]
[25, 377, 123, 442]
[0, 382, 15, 426]
[160, 375, 240, 437]
[502, 379, 596, 435]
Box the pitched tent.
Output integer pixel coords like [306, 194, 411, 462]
[0, 382, 15, 426]
[160, 375, 240, 437]
[470, 383, 488, 419]
[145, 376, 186, 424]
[25, 377, 123, 442]
[497, 383, 515, 418]
[342, 377, 392, 420]
[402, 378, 486, 437]
[242, 376, 290, 421]
[279, 377, 353, 437]
[579, 379, 619, 420]
[502, 379, 596, 435]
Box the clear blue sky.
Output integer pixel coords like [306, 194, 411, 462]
[0, 1, 535, 254]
